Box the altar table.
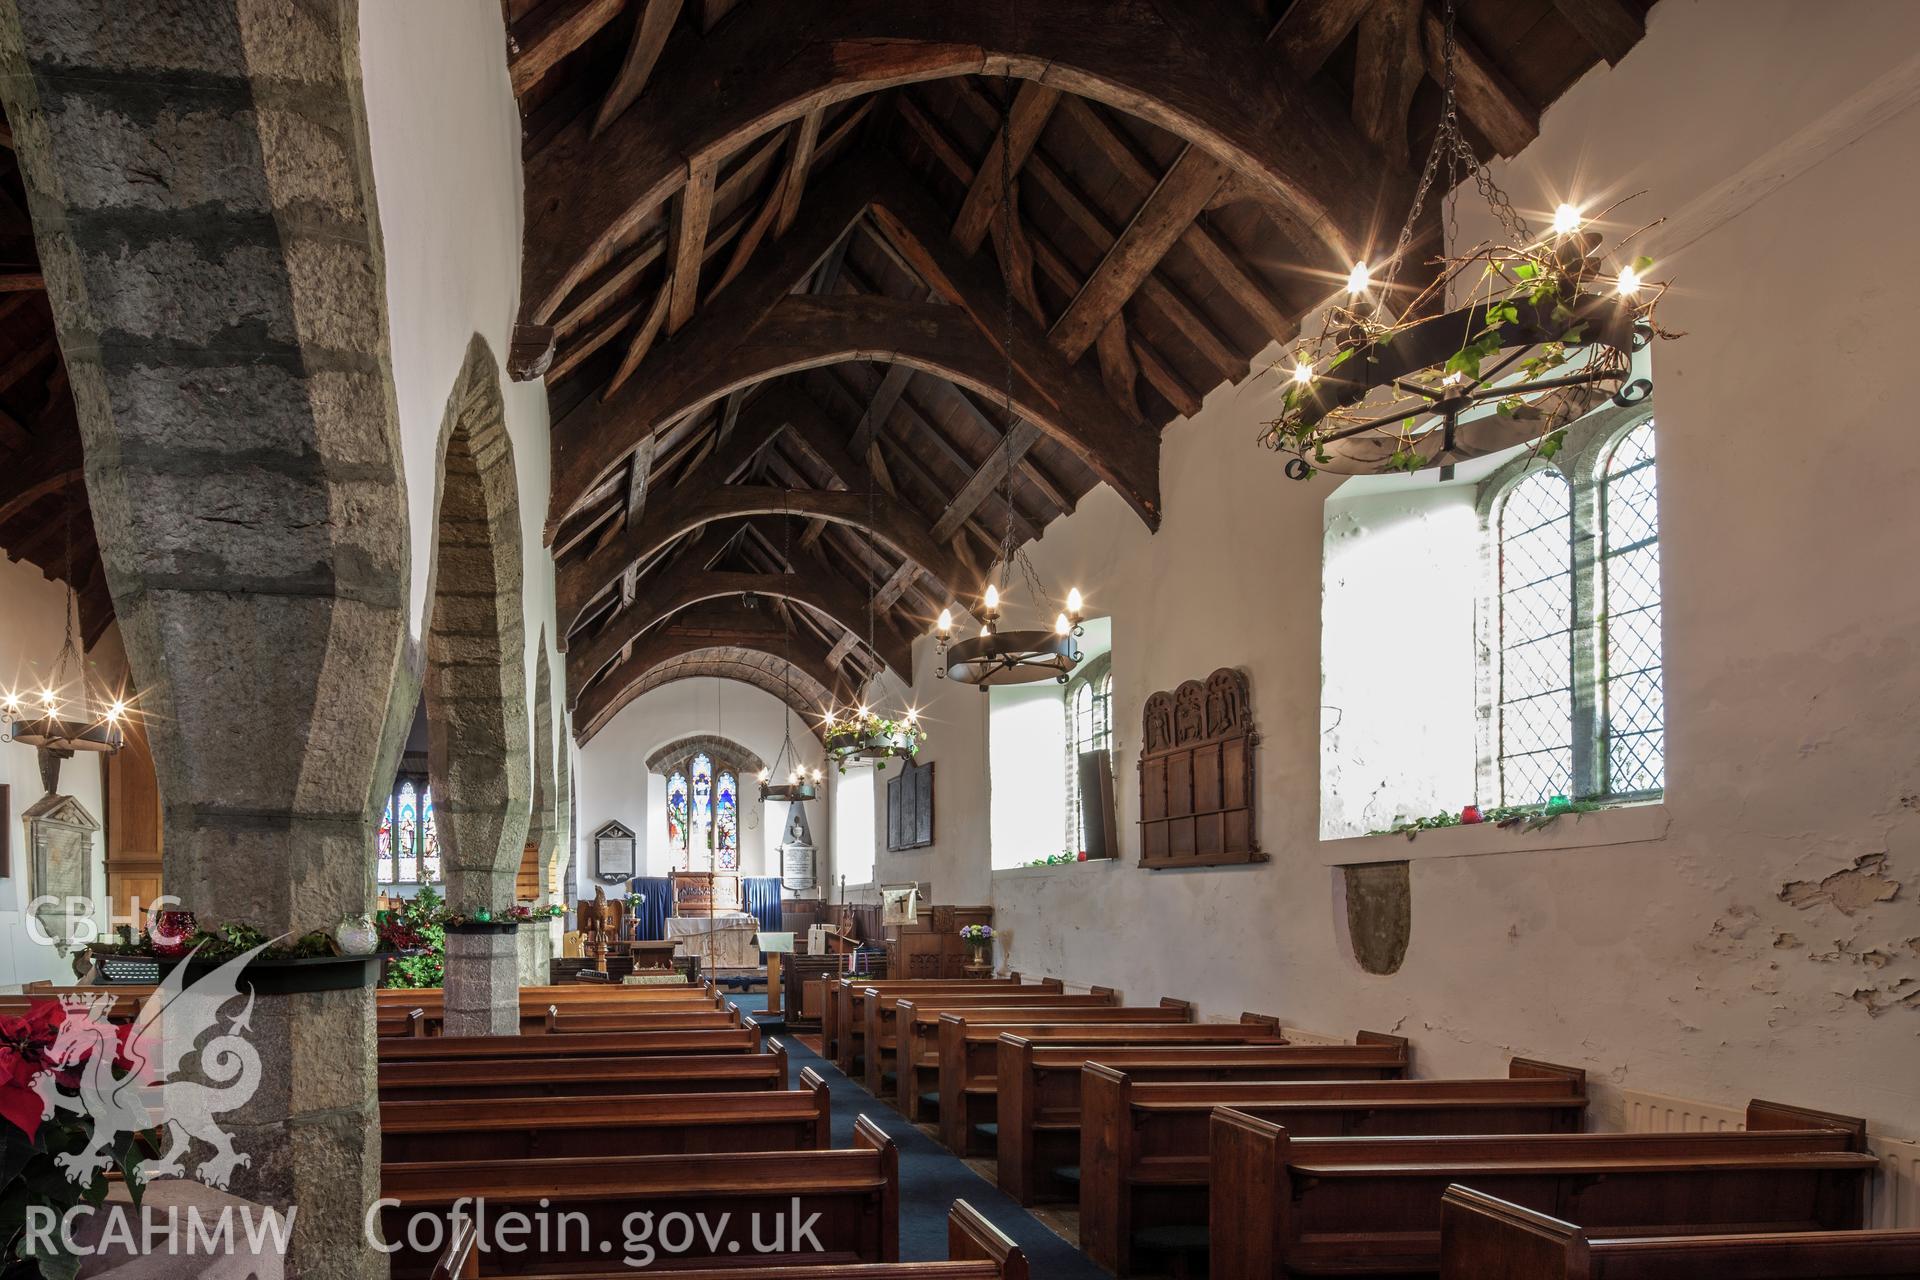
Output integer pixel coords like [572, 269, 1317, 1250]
[664, 912, 760, 968]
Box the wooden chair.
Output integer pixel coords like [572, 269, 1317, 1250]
[1440, 1184, 1920, 1279]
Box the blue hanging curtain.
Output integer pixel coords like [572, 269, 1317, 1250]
[744, 877, 784, 955]
[627, 877, 672, 941]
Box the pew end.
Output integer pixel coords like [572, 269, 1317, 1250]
[1238, 1011, 1283, 1035]
[430, 1214, 480, 1280]
[1158, 996, 1193, 1017]
[799, 1065, 832, 1147]
[768, 1037, 790, 1088]
[1208, 1107, 1290, 1280]
[853, 1115, 901, 1262]
[1439, 1185, 1583, 1280]
[947, 1200, 1030, 1280]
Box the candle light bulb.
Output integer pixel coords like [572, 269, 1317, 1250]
[1054, 613, 1070, 636]
[979, 624, 990, 638]
[1551, 202, 1583, 235]
[1615, 264, 1644, 297]
[106, 700, 126, 724]
[811, 768, 822, 783]
[936, 608, 953, 635]
[1345, 261, 1372, 295]
[1066, 587, 1083, 616]
[982, 584, 999, 612]
[857, 704, 869, 719]
[39, 688, 58, 712]
[904, 707, 918, 724]
[1291, 360, 1314, 386]
[757, 768, 770, 783]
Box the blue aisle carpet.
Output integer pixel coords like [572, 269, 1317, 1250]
[727, 999, 1107, 1275]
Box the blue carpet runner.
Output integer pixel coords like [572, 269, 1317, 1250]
[726, 999, 1107, 1275]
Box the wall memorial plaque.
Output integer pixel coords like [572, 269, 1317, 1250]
[885, 759, 934, 851]
[1138, 667, 1264, 869]
[592, 819, 636, 882]
[23, 792, 99, 953]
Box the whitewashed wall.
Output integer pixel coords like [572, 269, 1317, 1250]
[575, 679, 827, 889]
[358, 2, 567, 822]
[874, 0, 1920, 1136]
[0, 557, 110, 987]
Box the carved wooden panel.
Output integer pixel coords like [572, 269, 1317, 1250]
[1138, 667, 1264, 869]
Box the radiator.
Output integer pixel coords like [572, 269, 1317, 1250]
[1619, 1086, 1920, 1228]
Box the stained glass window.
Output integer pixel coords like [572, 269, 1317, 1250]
[375, 772, 443, 885]
[1497, 469, 1575, 804]
[1601, 421, 1665, 795]
[716, 771, 738, 870]
[377, 795, 395, 884]
[690, 754, 714, 865]
[667, 772, 689, 853]
[396, 780, 421, 882]
[1065, 658, 1115, 853]
[664, 751, 751, 869]
[420, 787, 441, 882]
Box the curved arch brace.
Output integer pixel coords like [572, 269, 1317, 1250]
[574, 636, 842, 746]
[567, 569, 912, 692]
[557, 475, 965, 640]
[521, 0, 1401, 325]
[552, 293, 1159, 535]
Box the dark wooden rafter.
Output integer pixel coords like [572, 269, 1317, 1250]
[507, 0, 626, 97]
[592, 0, 687, 135]
[573, 623, 848, 744]
[1550, 0, 1646, 66]
[951, 81, 1060, 253]
[1352, 0, 1427, 163]
[515, 0, 1408, 326]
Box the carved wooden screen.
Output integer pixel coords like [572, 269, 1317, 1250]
[1138, 667, 1263, 869]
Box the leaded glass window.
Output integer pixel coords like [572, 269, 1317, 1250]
[1601, 420, 1665, 794]
[1497, 470, 1575, 804]
[1064, 657, 1115, 853]
[664, 751, 748, 869]
[375, 773, 443, 885]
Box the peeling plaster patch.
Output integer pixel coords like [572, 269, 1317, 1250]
[1848, 979, 1920, 1017]
[1773, 931, 1802, 949]
[1779, 852, 1901, 916]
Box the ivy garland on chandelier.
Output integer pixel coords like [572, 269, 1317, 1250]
[1260, 0, 1677, 480]
[822, 706, 925, 772]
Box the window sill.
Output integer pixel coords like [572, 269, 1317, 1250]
[991, 858, 1122, 881]
[1318, 800, 1670, 866]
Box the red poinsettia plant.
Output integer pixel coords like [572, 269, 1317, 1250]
[1, 998, 155, 1278]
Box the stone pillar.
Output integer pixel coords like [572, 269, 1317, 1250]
[0, 2, 410, 1274]
[427, 340, 530, 1036]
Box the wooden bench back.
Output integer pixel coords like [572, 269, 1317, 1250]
[377, 1024, 762, 1063]
[385, 1115, 897, 1277]
[829, 976, 1042, 1068]
[1208, 1103, 1877, 1280]
[986, 1030, 1403, 1193]
[1078, 1061, 1587, 1276]
[874, 998, 1170, 1095]
[378, 1049, 788, 1102]
[855, 987, 1091, 1080]
[542, 1007, 739, 1034]
[433, 1198, 1027, 1280]
[379, 982, 713, 1004]
[1439, 1185, 1920, 1280]
[382, 1067, 830, 1163]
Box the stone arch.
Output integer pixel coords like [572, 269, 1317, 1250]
[529, 633, 558, 891]
[424, 334, 530, 1034]
[646, 734, 766, 777]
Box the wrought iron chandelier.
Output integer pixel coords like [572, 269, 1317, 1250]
[2, 519, 126, 757]
[934, 78, 1086, 689]
[759, 496, 823, 802]
[819, 473, 923, 765]
[1261, 0, 1668, 481]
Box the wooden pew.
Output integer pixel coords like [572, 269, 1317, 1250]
[863, 989, 1120, 1095]
[1439, 1185, 1920, 1280]
[379, 1049, 789, 1102]
[382, 1114, 898, 1277]
[377, 1025, 764, 1064]
[1208, 1100, 1878, 1279]
[831, 977, 1044, 1071]
[917, 1005, 1251, 1128]
[434, 1199, 1028, 1280]
[382, 1067, 831, 1162]
[991, 1032, 1412, 1199]
[376, 986, 725, 1037]
[541, 1007, 739, 1033]
[1081, 1059, 1588, 1276]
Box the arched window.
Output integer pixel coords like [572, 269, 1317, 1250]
[375, 772, 443, 885]
[1600, 420, 1664, 795]
[1064, 655, 1116, 853]
[1496, 469, 1575, 804]
[665, 750, 743, 870]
